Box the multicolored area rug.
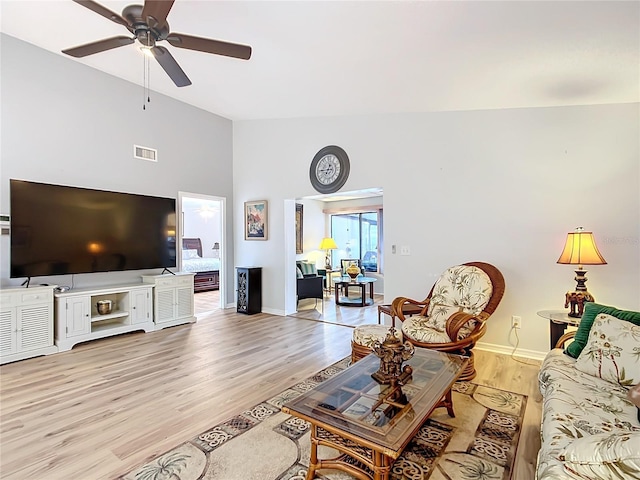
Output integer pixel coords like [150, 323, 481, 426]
[122, 357, 527, 480]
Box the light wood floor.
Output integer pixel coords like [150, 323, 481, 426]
[0, 297, 542, 480]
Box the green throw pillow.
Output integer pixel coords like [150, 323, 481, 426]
[565, 302, 640, 358]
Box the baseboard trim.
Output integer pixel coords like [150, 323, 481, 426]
[476, 341, 547, 362]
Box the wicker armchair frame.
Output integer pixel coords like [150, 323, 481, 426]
[390, 262, 505, 381]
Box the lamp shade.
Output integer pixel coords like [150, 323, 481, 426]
[557, 228, 607, 265]
[319, 237, 338, 250]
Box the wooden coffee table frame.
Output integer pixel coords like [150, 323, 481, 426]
[282, 350, 469, 480]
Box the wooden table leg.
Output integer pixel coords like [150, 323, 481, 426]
[306, 424, 319, 480]
[373, 450, 391, 480]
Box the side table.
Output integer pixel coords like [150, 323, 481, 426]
[378, 303, 424, 326]
[537, 309, 580, 349]
[318, 268, 338, 295]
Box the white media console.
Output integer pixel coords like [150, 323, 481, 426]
[0, 272, 196, 362]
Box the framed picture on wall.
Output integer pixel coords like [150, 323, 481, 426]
[295, 203, 303, 254]
[245, 200, 268, 240]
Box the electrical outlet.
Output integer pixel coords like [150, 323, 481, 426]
[400, 245, 411, 256]
[511, 315, 522, 329]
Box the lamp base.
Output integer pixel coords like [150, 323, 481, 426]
[564, 290, 595, 318]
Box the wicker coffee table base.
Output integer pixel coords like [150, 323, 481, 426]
[306, 390, 456, 480]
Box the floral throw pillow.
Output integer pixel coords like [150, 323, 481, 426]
[575, 314, 640, 387]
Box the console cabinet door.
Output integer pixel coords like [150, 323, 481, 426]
[130, 288, 152, 325]
[176, 286, 194, 319]
[0, 308, 18, 357]
[155, 288, 176, 324]
[17, 304, 54, 352]
[64, 297, 91, 337]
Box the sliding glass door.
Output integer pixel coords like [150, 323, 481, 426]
[330, 211, 381, 272]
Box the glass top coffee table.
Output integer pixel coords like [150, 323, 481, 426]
[334, 275, 377, 306]
[282, 348, 469, 480]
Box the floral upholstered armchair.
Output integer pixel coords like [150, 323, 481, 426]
[391, 262, 505, 381]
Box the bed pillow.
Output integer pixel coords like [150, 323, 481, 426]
[296, 267, 304, 279]
[575, 314, 640, 387]
[565, 302, 640, 358]
[182, 249, 200, 260]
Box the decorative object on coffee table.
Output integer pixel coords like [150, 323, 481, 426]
[371, 326, 415, 386]
[346, 261, 361, 281]
[557, 226, 607, 318]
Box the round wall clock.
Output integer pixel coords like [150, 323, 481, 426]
[309, 145, 350, 194]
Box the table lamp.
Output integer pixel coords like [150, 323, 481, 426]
[319, 237, 338, 270]
[557, 227, 607, 318]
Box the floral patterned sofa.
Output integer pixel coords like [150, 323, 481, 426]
[537, 302, 640, 480]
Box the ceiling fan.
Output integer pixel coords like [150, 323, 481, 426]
[62, 0, 252, 87]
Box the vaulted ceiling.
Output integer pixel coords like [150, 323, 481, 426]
[1, 1, 638, 121]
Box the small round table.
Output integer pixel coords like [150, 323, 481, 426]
[334, 276, 377, 307]
[537, 309, 581, 349]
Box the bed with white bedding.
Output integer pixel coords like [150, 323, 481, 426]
[182, 238, 220, 292]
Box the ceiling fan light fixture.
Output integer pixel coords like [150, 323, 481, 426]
[139, 46, 154, 57]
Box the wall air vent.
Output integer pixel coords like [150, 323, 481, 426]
[134, 145, 158, 162]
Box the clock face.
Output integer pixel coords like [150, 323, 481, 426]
[310, 146, 350, 194]
[316, 154, 341, 185]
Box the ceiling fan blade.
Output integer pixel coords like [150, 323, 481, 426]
[142, 0, 175, 29]
[72, 0, 130, 28]
[62, 36, 134, 58]
[166, 33, 252, 60]
[151, 46, 192, 87]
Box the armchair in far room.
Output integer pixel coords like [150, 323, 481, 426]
[295, 261, 324, 306]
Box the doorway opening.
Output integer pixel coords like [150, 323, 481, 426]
[178, 192, 225, 316]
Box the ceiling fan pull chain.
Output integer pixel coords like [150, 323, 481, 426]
[142, 54, 146, 110]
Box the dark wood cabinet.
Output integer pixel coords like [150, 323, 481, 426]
[236, 267, 262, 315]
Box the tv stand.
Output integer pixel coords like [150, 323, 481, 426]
[54, 283, 155, 352]
[21, 278, 31, 287]
[161, 267, 176, 275]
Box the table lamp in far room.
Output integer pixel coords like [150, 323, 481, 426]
[557, 227, 607, 318]
[319, 237, 338, 270]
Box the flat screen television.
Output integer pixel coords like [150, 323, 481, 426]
[10, 180, 176, 278]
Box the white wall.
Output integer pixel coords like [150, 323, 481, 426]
[0, 35, 237, 305]
[233, 104, 640, 356]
